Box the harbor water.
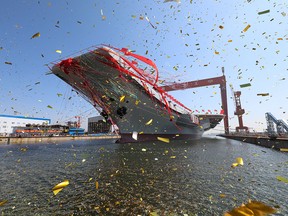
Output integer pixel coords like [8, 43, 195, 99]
[0, 137, 287, 215]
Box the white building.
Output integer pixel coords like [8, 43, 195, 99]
[0, 114, 51, 136]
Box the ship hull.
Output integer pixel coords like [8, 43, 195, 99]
[51, 46, 223, 142]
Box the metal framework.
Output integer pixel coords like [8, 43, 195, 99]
[265, 112, 288, 136]
[161, 69, 229, 134]
[233, 91, 248, 132]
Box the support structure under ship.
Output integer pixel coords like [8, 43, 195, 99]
[51, 45, 223, 143]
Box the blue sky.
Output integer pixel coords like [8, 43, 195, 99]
[1, 0, 288, 131]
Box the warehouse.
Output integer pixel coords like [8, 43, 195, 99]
[0, 114, 51, 136]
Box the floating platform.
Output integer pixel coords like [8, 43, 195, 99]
[218, 133, 288, 152]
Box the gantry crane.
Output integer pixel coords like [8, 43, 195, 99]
[161, 68, 229, 134]
[232, 91, 248, 132]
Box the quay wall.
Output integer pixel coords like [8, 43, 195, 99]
[0, 135, 120, 145]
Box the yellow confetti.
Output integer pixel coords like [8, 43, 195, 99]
[170, 156, 176, 159]
[56, 50, 62, 54]
[219, 194, 226, 198]
[120, 95, 125, 102]
[280, 148, 288, 152]
[243, 24, 251, 32]
[214, 51, 219, 55]
[277, 38, 283, 40]
[276, 176, 288, 183]
[236, 157, 244, 166]
[225, 200, 276, 216]
[0, 200, 8, 206]
[31, 32, 40, 39]
[145, 119, 153, 125]
[228, 39, 233, 42]
[157, 137, 170, 143]
[231, 157, 244, 167]
[142, 148, 147, 152]
[95, 181, 99, 189]
[52, 180, 69, 195]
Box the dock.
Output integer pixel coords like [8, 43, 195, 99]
[0, 134, 120, 145]
[218, 133, 288, 152]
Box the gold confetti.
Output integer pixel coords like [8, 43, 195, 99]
[231, 157, 244, 167]
[120, 95, 125, 102]
[145, 119, 153, 125]
[0, 200, 8, 206]
[95, 181, 99, 189]
[236, 157, 244, 166]
[56, 50, 62, 54]
[224, 200, 276, 216]
[157, 137, 170, 143]
[243, 24, 251, 32]
[170, 156, 176, 159]
[52, 180, 69, 195]
[31, 32, 40, 39]
[214, 51, 219, 55]
[228, 39, 233, 42]
[219, 25, 224, 29]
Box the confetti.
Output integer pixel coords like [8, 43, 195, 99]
[132, 131, 138, 140]
[157, 137, 170, 143]
[163, 0, 181, 3]
[257, 93, 269, 96]
[120, 95, 125, 102]
[95, 181, 99, 189]
[52, 180, 69, 195]
[224, 200, 276, 216]
[231, 157, 244, 167]
[258, 10, 270, 15]
[47, 105, 53, 109]
[56, 50, 62, 54]
[57, 93, 63, 97]
[141, 148, 147, 152]
[219, 25, 224, 29]
[0, 200, 8, 206]
[31, 32, 40, 39]
[240, 83, 251, 88]
[242, 24, 251, 32]
[145, 119, 153, 125]
[276, 176, 288, 183]
[5, 61, 12, 65]
[228, 39, 233, 42]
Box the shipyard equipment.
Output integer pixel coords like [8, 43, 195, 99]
[161, 68, 229, 134]
[265, 112, 288, 137]
[233, 91, 248, 132]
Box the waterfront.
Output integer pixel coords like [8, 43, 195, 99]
[0, 137, 287, 215]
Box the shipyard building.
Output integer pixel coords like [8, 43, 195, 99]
[0, 114, 51, 136]
[88, 116, 112, 134]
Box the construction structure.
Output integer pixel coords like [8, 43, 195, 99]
[266, 112, 288, 137]
[161, 68, 229, 134]
[232, 91, 248, 132]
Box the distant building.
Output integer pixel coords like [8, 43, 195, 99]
[0, 114, 50, 136]
[88, 116, 112, 134]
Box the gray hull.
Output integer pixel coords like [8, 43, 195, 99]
[51, 46, 223, 142]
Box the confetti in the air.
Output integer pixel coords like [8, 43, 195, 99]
[258, 10, 270, 15]
[242, 24, 251, 32]
[31, 32, 40, 39]
[56, 50, 62, 54]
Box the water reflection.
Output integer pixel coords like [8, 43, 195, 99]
[0, 138, 287, 215]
